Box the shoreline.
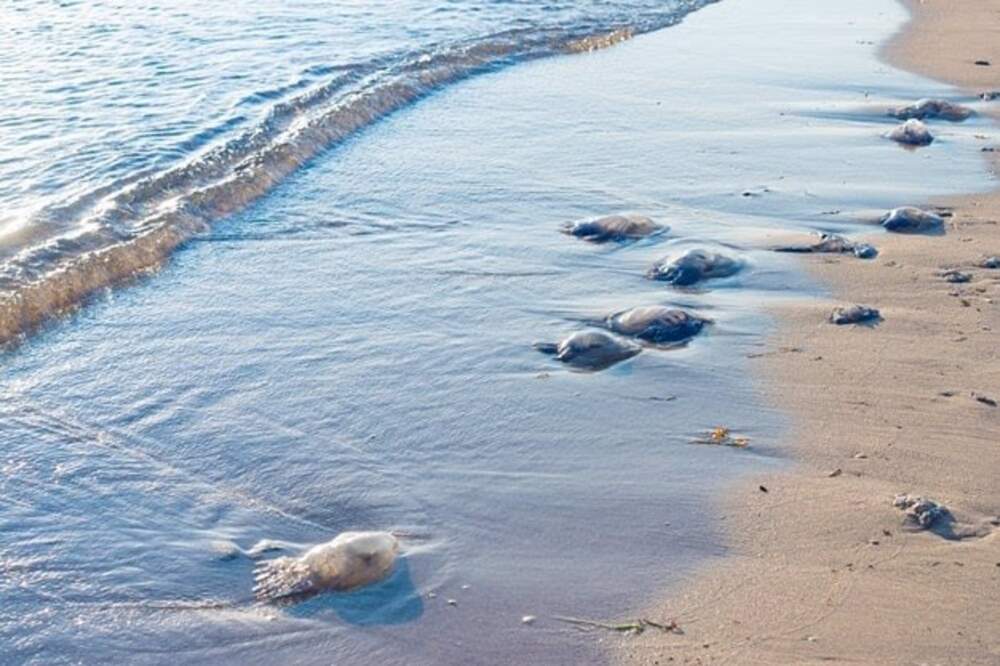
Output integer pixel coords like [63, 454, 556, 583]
[622, 2, 1000, 664]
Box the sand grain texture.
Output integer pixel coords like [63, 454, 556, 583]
[620, 2, 1000, 664]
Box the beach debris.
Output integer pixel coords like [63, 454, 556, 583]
[605, 306, 709, 345]
[555, 615, 682, 636]
[447, 599, 458, 606]
[853, 452, 868, 459]
[973, 392, 998, 407]
[746, 345, 804, 359]
[884, 119, 934, 146]
[428, 592, 437, 599]
[888, 99, 974, 122]
[690, 426, 750, 448]
[851, 244, 879, 259]
[758, 485, 769, 493]
[979, 256, 1000, 269]
[880, 207, 944, 234]
[561, 214, 664, 243]
[940, 269, 972, 283]
[827, 468, 843, 478]
[982, 91, 1000, 101]
[974, 60, 991, 67]
[534, 330, 641, 371]
[253, 531, 399, 604]
[773, 233, 877, 259]
[893, 494, 947, 530]
[646, 248, 743, 286]
[741, 187, 772, 198]
[522, 615, 537, 625]
[562, 27, 634, 54]
[829, 304, 881, 325]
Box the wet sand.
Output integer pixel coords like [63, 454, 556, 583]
[621, 2, 1000, 664]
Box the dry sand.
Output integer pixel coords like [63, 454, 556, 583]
[618, 2, 1000, 664]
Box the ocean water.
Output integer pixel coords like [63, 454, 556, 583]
[0, 0, 715, 341]
[0, 0, 994, 664]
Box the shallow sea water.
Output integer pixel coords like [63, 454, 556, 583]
[0, 0, 994, 664]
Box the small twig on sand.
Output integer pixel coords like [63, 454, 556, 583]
[554, 615, 683, 635]
[746, 346, 803, 359]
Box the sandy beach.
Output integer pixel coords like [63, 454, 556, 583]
[621, 2, 1000, 664]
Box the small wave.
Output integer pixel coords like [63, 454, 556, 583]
[0, 4, 716, 348]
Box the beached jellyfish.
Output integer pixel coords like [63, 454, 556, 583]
[774, 233, 878, 259]
[884, 119, 934, 146]
[253, 531, 400, 603]
[605, 306, 709, 345]
[534, 330, 640, 371]
[880, 207, 944, 234]
[893, 495, 947, 529]
[646, 248, 743, 286]
[561, 214, 664, 243]
[829, 305, 881, 325]
[888, 98, 973, 122]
